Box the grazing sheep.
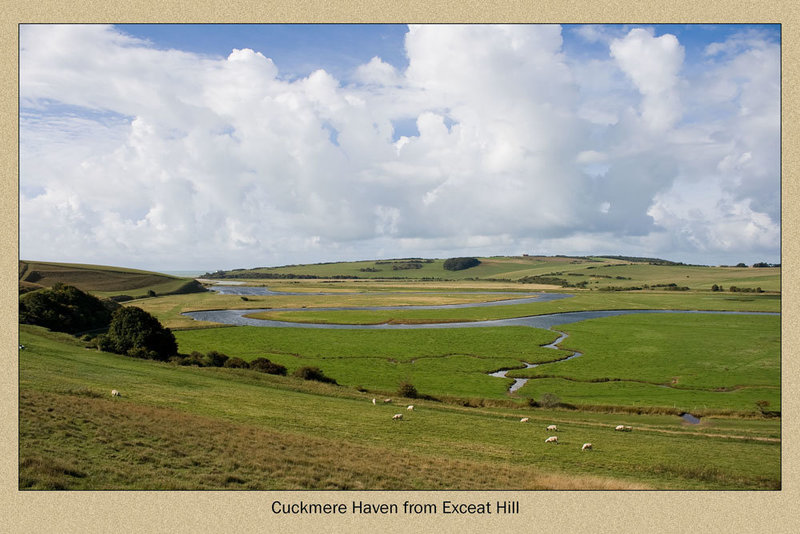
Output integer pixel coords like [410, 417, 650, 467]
[372, 398, 376, 405]
[615, 424, 625, 431]
[582, 443, 593, 451]
[545, 436, 558, 444]
[392, 413, 403, 420]
[111, 389, 120, 397]
[547, 424, 558, 431]
[520, 417, 529, 423]
[407, 405, 414, 411]
[383, 398, 392, 403]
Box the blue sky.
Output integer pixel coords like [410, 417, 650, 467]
[20, 24, 780, 270]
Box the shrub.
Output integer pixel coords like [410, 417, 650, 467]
[175, 353, 205, 366]
[293, 366, 336, 384]
[250, 357, 288, 375]
[443, 257, 481, 271]
[204, 350, 230, 367]
[397, 382, 419, 399]
[105, 306, 177, 361]
[539, 392, 561, 408]
[224, 357, 250, 369]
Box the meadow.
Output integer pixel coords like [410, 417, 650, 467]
[19, 325, 780, 490]
[18, 257, 782, 490]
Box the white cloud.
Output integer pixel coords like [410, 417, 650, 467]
[19, 24, 780, 269]
[610, 28, 685, 130]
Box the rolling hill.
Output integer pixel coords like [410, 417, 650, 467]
[19, 261, 206, 299]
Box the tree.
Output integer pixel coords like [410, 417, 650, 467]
[102, 306, 177, 361]
[443, 257, 481, 271]
[19, 282, 112, 334]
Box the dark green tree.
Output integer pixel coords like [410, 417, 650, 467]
[19, 282, 112, 334]
[443, 257, 481, 271]
[103, 306, 177, 361]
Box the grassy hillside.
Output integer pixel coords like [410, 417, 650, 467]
[201, 255, 780, 291]
[19, 260, 205, 298]
[19, 325, 780, 490]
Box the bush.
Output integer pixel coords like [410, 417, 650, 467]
[397, 382, 419, 399]
[174, 352, 205, 366]
[293, 366, 336, 384]
[224, 357, 250, 369]
[204, 350, 229, 367]
[250, 357, 288, 375]
[19, 283, 112, 334]
[105, 306, 177, 361]
[539, 392, 561, 408]
[443, 257, 481, 271]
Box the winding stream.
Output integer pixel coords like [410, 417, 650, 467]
[185, 287, 778, 396]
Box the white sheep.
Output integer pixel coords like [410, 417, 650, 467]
[111, 389, 121, 397]
[372, 398, 376, 405]
[392, 413, 403, 420]
[582, 443, 593, 451]
[547, 424, 558, 431]
[615, 424, 625, 431]
[545, 436, 558, 443]
[520, 417, 529, 423]
[383, 398, 392, 403]
[407, 405, 414, 411]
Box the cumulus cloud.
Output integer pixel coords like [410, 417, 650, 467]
[19, 24, 780, 269]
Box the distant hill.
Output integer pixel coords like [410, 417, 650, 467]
[19, 261, 206, 299]
[199, 255, 780, 292]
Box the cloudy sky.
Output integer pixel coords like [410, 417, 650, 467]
[19, 24, 780, 271]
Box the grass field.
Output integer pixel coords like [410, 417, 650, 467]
[19, 325, 780, 490]
[173, 312, 779, 414]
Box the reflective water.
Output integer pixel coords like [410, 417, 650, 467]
[680, 413, 702, 424]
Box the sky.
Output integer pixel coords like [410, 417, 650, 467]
[19, 24, 781, 271]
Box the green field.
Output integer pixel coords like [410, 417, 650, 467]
[18, 257, 782, 490]
[202, 255, 780, 291]
[19, 325, 780, 490]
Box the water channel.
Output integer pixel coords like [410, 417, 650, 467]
[185, 286, 778, 400]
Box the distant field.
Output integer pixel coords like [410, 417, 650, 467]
[19, 325, 780, 490]
[202, 255, 780, 291]
[240, 291, 780, 326]
[19, 260, 204, 298]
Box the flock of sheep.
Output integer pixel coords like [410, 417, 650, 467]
[375, 397, 634, 451]
[111, 390, 633, 451]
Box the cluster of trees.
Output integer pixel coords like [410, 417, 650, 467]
[19, 282, 115, 334]
[711, 284, 764, 293]
[518, 274, 587, 288]
[443, 257, 481, 271]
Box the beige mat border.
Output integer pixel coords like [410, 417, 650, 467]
[2, 2, 796, 532]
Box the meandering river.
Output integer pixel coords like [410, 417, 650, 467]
[185, 286, 778, 395]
